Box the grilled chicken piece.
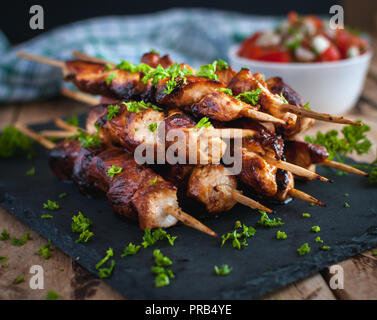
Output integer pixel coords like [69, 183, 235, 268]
[65, 61, 147, 100]
[284, 140, 329, 170]
[49, 139, 180, 229]
[228, 69, 298, 134]
[155, 76, 226, 108]
[191, 91, 260, 122]
[188, 165, 238, 213]
[267, 77, 315, 137]
[140, 52, 174, 69]
[215, 66, 236, 85]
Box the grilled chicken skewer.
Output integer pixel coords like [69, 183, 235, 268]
[14, 123, 217, 236]
[18, 51, 358, 133]
[59, 90, 326, 206]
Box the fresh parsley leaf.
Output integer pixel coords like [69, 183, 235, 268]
[302, 102, 311, 110]
[153, 249, 172, 267]
[122, 100, 162, 113]
[216, 88, 233, 96]
[76, 229, 94, 243]
[41, 214, 53, 219]
[315, 236, 324, 243]
[37, 240, 52, 259]
[221, 220, 256, 249]
[66, 116, 79, 127]
[302, 213, 311, 218]
[0, 126, 33, 158]
[43, 200, 59, 211]
[311, 226, 321, 233]
[58, 192, 67, 199]
[148, 123, 158, 132]
[95, 248, 114, 270]
[105, 72, 116, 85]
[276, 231, 287, 240]
[297, 243, 311, 256]
[141, 228, 177, 248]
[72, 211, 93, 243]
[149, 176, 158, 185]
[70, 129, 101, 148]
[46, 290, 61, 300]
[11, 233, 30, 246]
[197, 61, 218, 80]
[26, 167, 35, 176]
[121, 242, 141, 258]
[257, 210, 284, 227]
[106, 104, 120, 121]
[151, 249, 175, 287]
[344, 202, 350, 208]
[235, 88, 262, 105]
[14, 275, 25, 284]
[321, 246, 331, 251]
[196, 117, 212, 129]
[98, 259, 115, 278]
[214, 264, 232, 276]
[216, 59, 229, 70]
[0, 229, 9, 241]
[107, 165, 122, 178]
[280, 92, 288, 104]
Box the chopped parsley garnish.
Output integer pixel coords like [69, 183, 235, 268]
[302, 213, 311, 218]
[321, 246, 331, 251]
[0, 126, 33, 158]
[305, 123, 371, 163]
[71, 129, 101, 148]
[257, 210, 284, 228]
[276, 231, 287, 240]
[122, 100, 162, 113]
[315, 236, 324, 243]
[344, 193, 349, 197]
[235, 88, 262, 105]
[221, 220, 256, 250]
[116, 60, 152, 74]
[105, 72, 116, 85]
[216, 59, 229, 70]
[311, 226, 321, 233]
[41, 214, 53, 219]
[149, 176, 158, 185]
[196, 117, 212, 129]
[72, 211, 94, 243]
[372, 250, 377, 256]
[302, 102, 311, 110]
[121, 242, 141, 258]
[280, 92, 288, 104]
[148, 123, 158, 132]
[214, 264, 232, 276]
[163, 78, 178, 95]
[14, 275, 25, 284]
[26, 167, 35, 176]
[66, 116, 79, 127]
[0, 256, 7, 262]
[344, 202, 350, 208]
[11, 233, 30, 246]
[95, 247, 114, 270]
[151, 249, 175, 287]
[98, 259, 115, 278]
[141, 228, 177, 248]
[46, 290, 61, 300]
[107, 165, 122, 178]
[37, 240, 52, 259]
[106, 104, 120, 121]
[216, 88, 233, 96]
[43, 200, 59, 211]
[0, 229, 9, 241]
[58, 192, 67, 199]
[142, 63, 193, 86]
[105, 63, 113, 70]
[310, 202, 316, 207]
[197, 61, 219, 80]
[297, 243, 311, 256]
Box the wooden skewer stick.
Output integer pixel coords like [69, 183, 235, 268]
[243, 150, 330, 182]
[17, 51, 69, 76]
[15, 123, 216, 237]
[242, 108, 286, 125]
[288, 188, 326, 207]
[280, 103, 361, 126]
[321, 159, 369, 176]
[166, 206, 217, 237]
[55, 118, 79, 133]
[217, 185, 272, 213]
[61, 88, 100, 106]
[14, 123, 55, 150]
[72, 50, 115, 67]
[40, 130, 75, 138]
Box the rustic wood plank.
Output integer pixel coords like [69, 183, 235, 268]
[0, 206, 124, 300]
[322, 252, 377, 300]
[0, 104, 18, 129]
[262, 273, 336, 300]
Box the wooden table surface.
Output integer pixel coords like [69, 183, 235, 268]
[1, 46, 377, 300]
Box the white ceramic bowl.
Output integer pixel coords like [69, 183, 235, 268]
[228, 45, 372, 114]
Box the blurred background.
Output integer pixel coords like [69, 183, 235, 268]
[2, 0, 376, 44]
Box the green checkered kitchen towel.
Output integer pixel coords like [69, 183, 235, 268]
[0, 8, 278, 103]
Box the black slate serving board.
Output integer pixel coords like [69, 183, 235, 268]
[0, 119, 377, 299]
